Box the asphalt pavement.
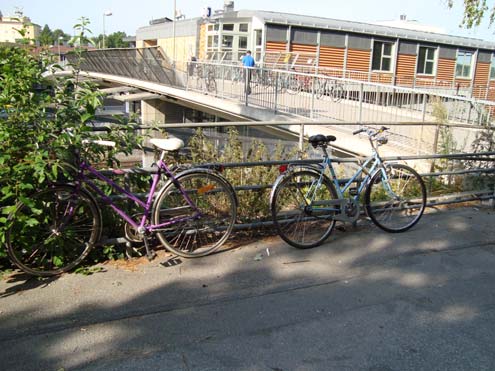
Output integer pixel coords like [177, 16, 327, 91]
[1, 206, 495, 371]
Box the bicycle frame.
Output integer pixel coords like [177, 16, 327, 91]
[292, 138, 395, 217]
[73, 157, 202, 234]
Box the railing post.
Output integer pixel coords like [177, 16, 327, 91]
[310, 75, 316, 119]
[422, 94, 427, 123]
[245, 67, 249, 106]
[359, 82, 364, 124]
[221, 64, 225, 99]
[299, 122, 305, 155]
[185, 62, 189, 91]
[274, 71, 279, 113]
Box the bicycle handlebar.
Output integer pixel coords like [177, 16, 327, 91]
[353, 126, 390, 137]
[352, 128, 366, 135]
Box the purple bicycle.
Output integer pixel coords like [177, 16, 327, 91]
[6, 138, 237, 276]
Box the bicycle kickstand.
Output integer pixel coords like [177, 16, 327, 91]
[143, 235, 157, 261]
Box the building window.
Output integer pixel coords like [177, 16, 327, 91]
[456, 50, 473, 78]
[239, 23, 248, 32]
[238, 36, 247, 49]
[372, 41, 393, 72]
[222, 35, 233, 48]
[207, 35, 218, 48]
[207, 24, 219, 31]
[490, 55, 495, 79]
[255, 29, 262, 46]
[223, 24, 234, 31]
[417, 46, 436, 75]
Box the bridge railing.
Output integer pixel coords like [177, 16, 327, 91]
[68, 47, 181, 87]
[183, 61, 495, 154]
[185, 61, 495, 126]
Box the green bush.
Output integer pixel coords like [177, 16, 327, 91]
[0, 18, 144, 269]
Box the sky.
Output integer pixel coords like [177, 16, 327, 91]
[2, 0, 495, 41]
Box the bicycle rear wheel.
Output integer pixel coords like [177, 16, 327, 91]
[153, 170, 237, 257]
[270, 170, 338, 249]
[365, 164, 426, 232]
[6, 185, 101, 276]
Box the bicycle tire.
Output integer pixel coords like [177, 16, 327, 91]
[270, 170, 338, 249]
[315, 80, 326, 99]
[287, 77, 300, 95]
[365, 164, 426, 232]
[6, 184, 102, 276]
[206, 74, 217, 93]
[153, 169, 237, 257]
[331, 83, 344, 102]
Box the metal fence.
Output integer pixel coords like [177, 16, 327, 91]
[67, 49, 495, 129]
[85, 119, 495, 247]
[67, 47, 181, 87]
[185, 61, 495, 126]
[103, 134, 495, 238]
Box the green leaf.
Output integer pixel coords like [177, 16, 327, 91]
[25, 218, 39, 227]
[81, 113, 93, 123]
[53, 255, 64, 267]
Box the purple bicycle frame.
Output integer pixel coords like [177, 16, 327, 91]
[75, 158, 202, 233]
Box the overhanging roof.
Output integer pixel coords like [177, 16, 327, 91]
[228, 9, 495, 50]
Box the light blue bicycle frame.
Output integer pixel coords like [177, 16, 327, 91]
[302, 146, 395, 214]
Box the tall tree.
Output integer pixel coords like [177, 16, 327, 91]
[449, 0, 495, 28]
[38, 24, 54, 46]
[105, 32, 129, 48]
[52, 29, 70, 44]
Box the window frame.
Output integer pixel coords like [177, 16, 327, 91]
[239, 23, 249, 32]
[455, 50, 474, 79]
[490, 54, 495, 80]
[416, 46, 437, 75]
[372, 40, 394, 72]
[238, 36, 248, 49]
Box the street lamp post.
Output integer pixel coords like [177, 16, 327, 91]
[102, 10, 112, 49]
[58, 36, 63, 62]
[172, 0, 176, 64]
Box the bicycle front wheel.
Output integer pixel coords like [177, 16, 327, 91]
[6, 185, 102, 276]
[153, 170, 237, 257]
[270, 170, 338, 249]
[206, 76, 217, 93]
[365, 164, 426, 232]
[331, 83, 344, 102]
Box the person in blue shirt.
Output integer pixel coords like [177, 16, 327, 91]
[241, 50, 255, 94]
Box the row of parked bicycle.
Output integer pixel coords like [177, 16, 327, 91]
[190, 64, 346, 102]
[5, 127, 426, 276]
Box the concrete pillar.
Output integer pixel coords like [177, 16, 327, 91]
[141, 99, 167, 126]
[140, 99, 186, 167]
[140, 99, 185, 126]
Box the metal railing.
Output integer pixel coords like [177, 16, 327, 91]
[67, 47, 181, 87]
[185, 61, 495, 125]
[83, 119, 495, 248]
[182, 62, 495, 153]
[99, 127, 495, 240]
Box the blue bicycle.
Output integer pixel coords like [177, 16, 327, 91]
[270, 126, 427, 248]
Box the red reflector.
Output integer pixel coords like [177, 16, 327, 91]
[279, 165, 288, 173]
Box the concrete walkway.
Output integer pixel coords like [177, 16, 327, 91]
[1, 206, 495, 371]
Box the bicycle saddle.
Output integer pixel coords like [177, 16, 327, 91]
[150, 138, 184, 152]
[309, 134, 336, 148]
